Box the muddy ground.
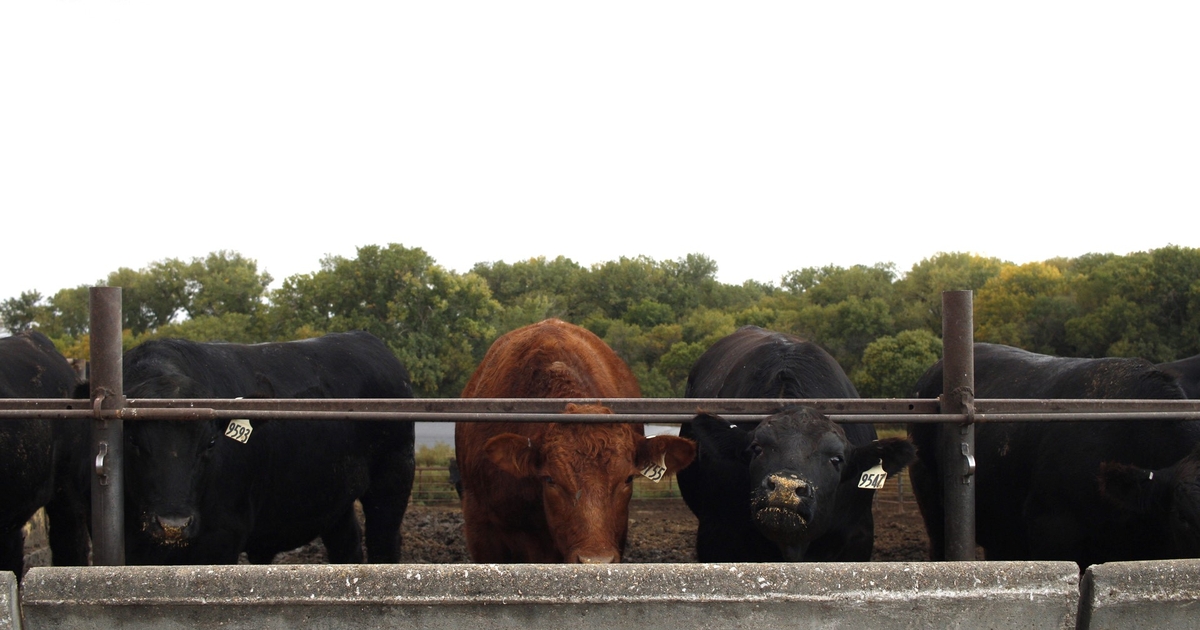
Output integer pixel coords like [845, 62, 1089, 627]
[384, 494, 930, 564]
[24, 477, 930, 567]
[268, 475, 930, 564]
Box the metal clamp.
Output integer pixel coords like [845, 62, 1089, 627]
[95, 441, 110, 486]
[92, 391, 106, 419]
[961, 442, 976, 484]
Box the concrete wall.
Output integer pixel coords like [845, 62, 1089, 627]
[1079, 558, 1200, 630]
[2, 571, 17, 630]
[20, 561, 1079, 630]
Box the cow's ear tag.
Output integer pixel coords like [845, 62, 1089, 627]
[225, 419, 253, 443]
[641, 455, 667, 483]
[225, 397, 253, 444]
[857, 460, 887, 489]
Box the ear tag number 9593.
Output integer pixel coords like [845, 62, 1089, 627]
[225, 419, 253, 444]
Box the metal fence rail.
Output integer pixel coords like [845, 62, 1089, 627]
[7, 398, 1200, 421]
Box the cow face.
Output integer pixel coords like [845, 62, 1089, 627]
[484, 404, 696, 564]
[690, 407, 915, 560]
[123, 374, 224, 548]
[1099, 444, 1200, 557]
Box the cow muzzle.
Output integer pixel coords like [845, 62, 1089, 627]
[750, 473, 815, 537]
[576, 552, 618, 564]
[147, 513, 196, 547]
[568, 546, 620, 564]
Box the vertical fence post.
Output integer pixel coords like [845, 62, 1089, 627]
[940, 290, 976, 560]
[89, 287, 125, 565]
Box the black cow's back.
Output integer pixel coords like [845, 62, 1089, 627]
[124, 331, 414, 399]
[909, 342, 1196, 566]
[1159, 353, 1200, 399]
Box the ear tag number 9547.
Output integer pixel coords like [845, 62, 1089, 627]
[858, 460, 887, 489]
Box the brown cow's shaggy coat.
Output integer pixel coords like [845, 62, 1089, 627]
[455, 319, 695, 563]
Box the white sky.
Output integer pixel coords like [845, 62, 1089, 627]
[2, 2, 1198, 303]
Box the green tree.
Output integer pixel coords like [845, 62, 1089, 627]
[623, 299, 675, 328]
[492, 294, 565, 337]
[140, 313, 261, 345]
[470, 256, 583, 313]
[779, 296, 895, 374]
[893, 253, 1005, 333]
[658, 340, 708, 393]
[733, 306, 779, 329]
[975, 262, 1075, 353]
[574, 256, 669, 320]
[39, 286, 92, 338]
[658, 253, 721, 315]
[185, 251, 272, 318]
[782, 263, 896, 305]
[0, 290, 43, 334]
[853, 329, 943, 398]
[681, 308, 737, 347]
[271, 244, 499, 396]
[707, 279, 777, 312]
[1060, 246, 1200, 361]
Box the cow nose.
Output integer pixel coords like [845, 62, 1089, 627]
[156, 515, 193, 532]
[764, 473, 810, 508]
[577, 553, 617, 564]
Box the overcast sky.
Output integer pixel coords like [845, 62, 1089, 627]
[2, 2, 1197, 303]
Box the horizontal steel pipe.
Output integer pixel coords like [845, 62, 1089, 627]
[8, 409, 1200, 424]
[6, 397, 1200, 414]
[116, 397, 940, 414]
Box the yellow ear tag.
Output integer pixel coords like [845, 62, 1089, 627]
[641, 455, 667, 483]
[224, 397, 252, 444]
[858, 460, 887, 489]
[225, 419, 252, 443]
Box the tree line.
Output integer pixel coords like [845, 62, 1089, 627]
[3, 244, 1198, 399]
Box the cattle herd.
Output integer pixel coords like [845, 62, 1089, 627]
[3, 319, 1200, 579]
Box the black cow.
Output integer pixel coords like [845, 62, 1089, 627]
[122, 331, 415, 565]
[0, 331, 90, 576]
[909, 342, 1199, 568]
[678, 326, 915, 561]
[1158, 353, 1200, 399]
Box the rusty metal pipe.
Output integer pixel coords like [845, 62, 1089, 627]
[940, 290, 976, 561]
[89, 287, 125, 566]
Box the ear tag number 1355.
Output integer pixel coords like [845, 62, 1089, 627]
[858, 461, 887, 489]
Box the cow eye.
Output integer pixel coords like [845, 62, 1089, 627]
[206, 437, 217, 450]
[625, 475, 634, 484]
[829, 455, 845, 470]
[748, 443, 764, 457]
[541, 475, 555, 486]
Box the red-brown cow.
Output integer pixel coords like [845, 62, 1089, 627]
[455, 319, 696, 564]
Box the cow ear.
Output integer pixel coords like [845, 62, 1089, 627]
[1099, 462, 1169, 514]
[845, 437, 918, 481]
[689, 413, 754, 463]
[484, 433, 542, 478]
[637, 435, 697, 474]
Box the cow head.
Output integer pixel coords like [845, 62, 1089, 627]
[483, 403, 696, 564]
[123, 374, 228, 548]
[1099, 443, 1200, 556]
[689, 406, 915, 560]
